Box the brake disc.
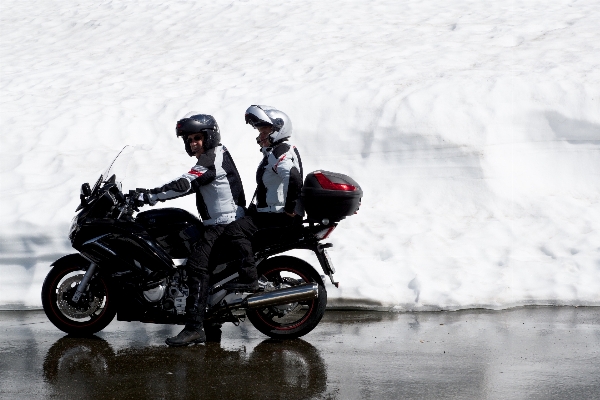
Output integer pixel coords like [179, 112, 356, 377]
[56, 274, 103, 319]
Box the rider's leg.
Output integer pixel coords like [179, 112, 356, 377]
[221, 213, 294, 291]
[166, 225, 225, 346]
[220, 216, 260, 290]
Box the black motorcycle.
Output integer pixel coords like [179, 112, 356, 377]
[42, 147, 362, 340]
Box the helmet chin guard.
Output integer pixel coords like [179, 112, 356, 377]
[245, 105, 292, 144]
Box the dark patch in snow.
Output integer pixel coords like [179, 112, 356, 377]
[546, 111, 600, 144]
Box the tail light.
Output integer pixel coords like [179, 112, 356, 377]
[315, 225, 336, 240]
[314, 172, 356, 191]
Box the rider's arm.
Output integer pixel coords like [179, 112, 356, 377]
[272, 151, 302, 215]
[143, 164, 217, 204]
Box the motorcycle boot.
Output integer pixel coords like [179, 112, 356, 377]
[165, 326, 206, 346]
[184, 274, 209, 323]
[166, 274, 208, 346]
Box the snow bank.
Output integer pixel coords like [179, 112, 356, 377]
[1, 0, 599, 309]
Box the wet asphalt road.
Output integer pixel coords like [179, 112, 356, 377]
[0, 307, 598, 399]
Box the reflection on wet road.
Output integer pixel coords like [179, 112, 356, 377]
[42, 337, 325, 399]
[1, 308, 599, 399]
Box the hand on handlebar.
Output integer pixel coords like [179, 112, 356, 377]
[125, 190, 150, 210]
[133, 188, 158, 206]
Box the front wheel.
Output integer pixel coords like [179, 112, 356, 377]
[42, 255, 117, 335]
[247, 256, 327, 339]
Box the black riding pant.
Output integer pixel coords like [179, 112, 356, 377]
[219, 213, 294, 282]
[185, 224, 225, 328]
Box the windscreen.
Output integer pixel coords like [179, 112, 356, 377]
[92, 145, 136, 193]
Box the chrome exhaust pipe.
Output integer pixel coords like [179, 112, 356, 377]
[244, 283, 319, 309]
[215, 283, 319, 312]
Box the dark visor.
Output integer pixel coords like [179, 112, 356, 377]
[176, 118, 206, 136]
[245, 112, 272, 128]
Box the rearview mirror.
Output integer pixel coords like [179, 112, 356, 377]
[81, 183, 92, 197]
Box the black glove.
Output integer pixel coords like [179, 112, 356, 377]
[125, 191, 143, 209]
[128, 188, 157, 206]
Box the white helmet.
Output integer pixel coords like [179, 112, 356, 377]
[245, 105, 292, 144]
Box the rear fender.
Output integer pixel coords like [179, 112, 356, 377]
[310, 243, 338, 287]
[258, 256, 325, 287]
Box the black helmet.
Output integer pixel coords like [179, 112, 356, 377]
[176, 112, 221, 156]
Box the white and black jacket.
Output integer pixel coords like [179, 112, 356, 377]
[147, 145, 246, 226]
[255, 141, 303, 215]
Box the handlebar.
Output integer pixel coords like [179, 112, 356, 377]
[124, 190, 143, 210]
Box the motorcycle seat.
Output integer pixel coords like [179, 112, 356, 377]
[251, 225, 304, 251]
[209, 223, 304, 266]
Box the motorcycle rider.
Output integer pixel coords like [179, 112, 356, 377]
[134, 112, 246, 346]
[220, 105, 303, 291]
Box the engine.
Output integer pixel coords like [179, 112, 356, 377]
[142, 270, 189, 315]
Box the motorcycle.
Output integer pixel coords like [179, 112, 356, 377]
[42, 147, 362, 340]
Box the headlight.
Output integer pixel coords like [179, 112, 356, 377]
[68, 215, 79, 240]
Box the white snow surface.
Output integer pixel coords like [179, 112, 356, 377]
[1, 0, 599, 309]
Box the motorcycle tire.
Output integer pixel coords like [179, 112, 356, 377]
[246, 256, 327, 339]
[42, 254, 117, 335]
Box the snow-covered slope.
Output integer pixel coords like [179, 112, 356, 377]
[1, 0, 599, 309]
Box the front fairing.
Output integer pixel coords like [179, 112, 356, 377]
[69, 182, 122, 242]
[73, 218, 174, 280]
[68, 146, 174, 278]
[70, 146, 136, 240]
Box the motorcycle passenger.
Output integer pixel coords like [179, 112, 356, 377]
[220, 105, 303, 291]
[134, 112, 246, 346]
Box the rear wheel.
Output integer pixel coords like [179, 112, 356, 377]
[42, 255, 117, 335]
[247, 256, 327, 339]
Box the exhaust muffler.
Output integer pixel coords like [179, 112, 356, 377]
[244, 282, 319, 309]
[216, 283, 319, 311]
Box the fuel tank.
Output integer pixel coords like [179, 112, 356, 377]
[136, 208, 204, 258]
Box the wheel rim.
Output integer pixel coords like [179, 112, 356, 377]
[255, 267, 316, 331]
[49, 266, 109, 326]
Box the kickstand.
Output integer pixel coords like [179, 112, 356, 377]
[222, 300, 243, 326]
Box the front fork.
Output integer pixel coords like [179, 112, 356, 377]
[71, 262, 98, 303]
[312, 243, 339, 288]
